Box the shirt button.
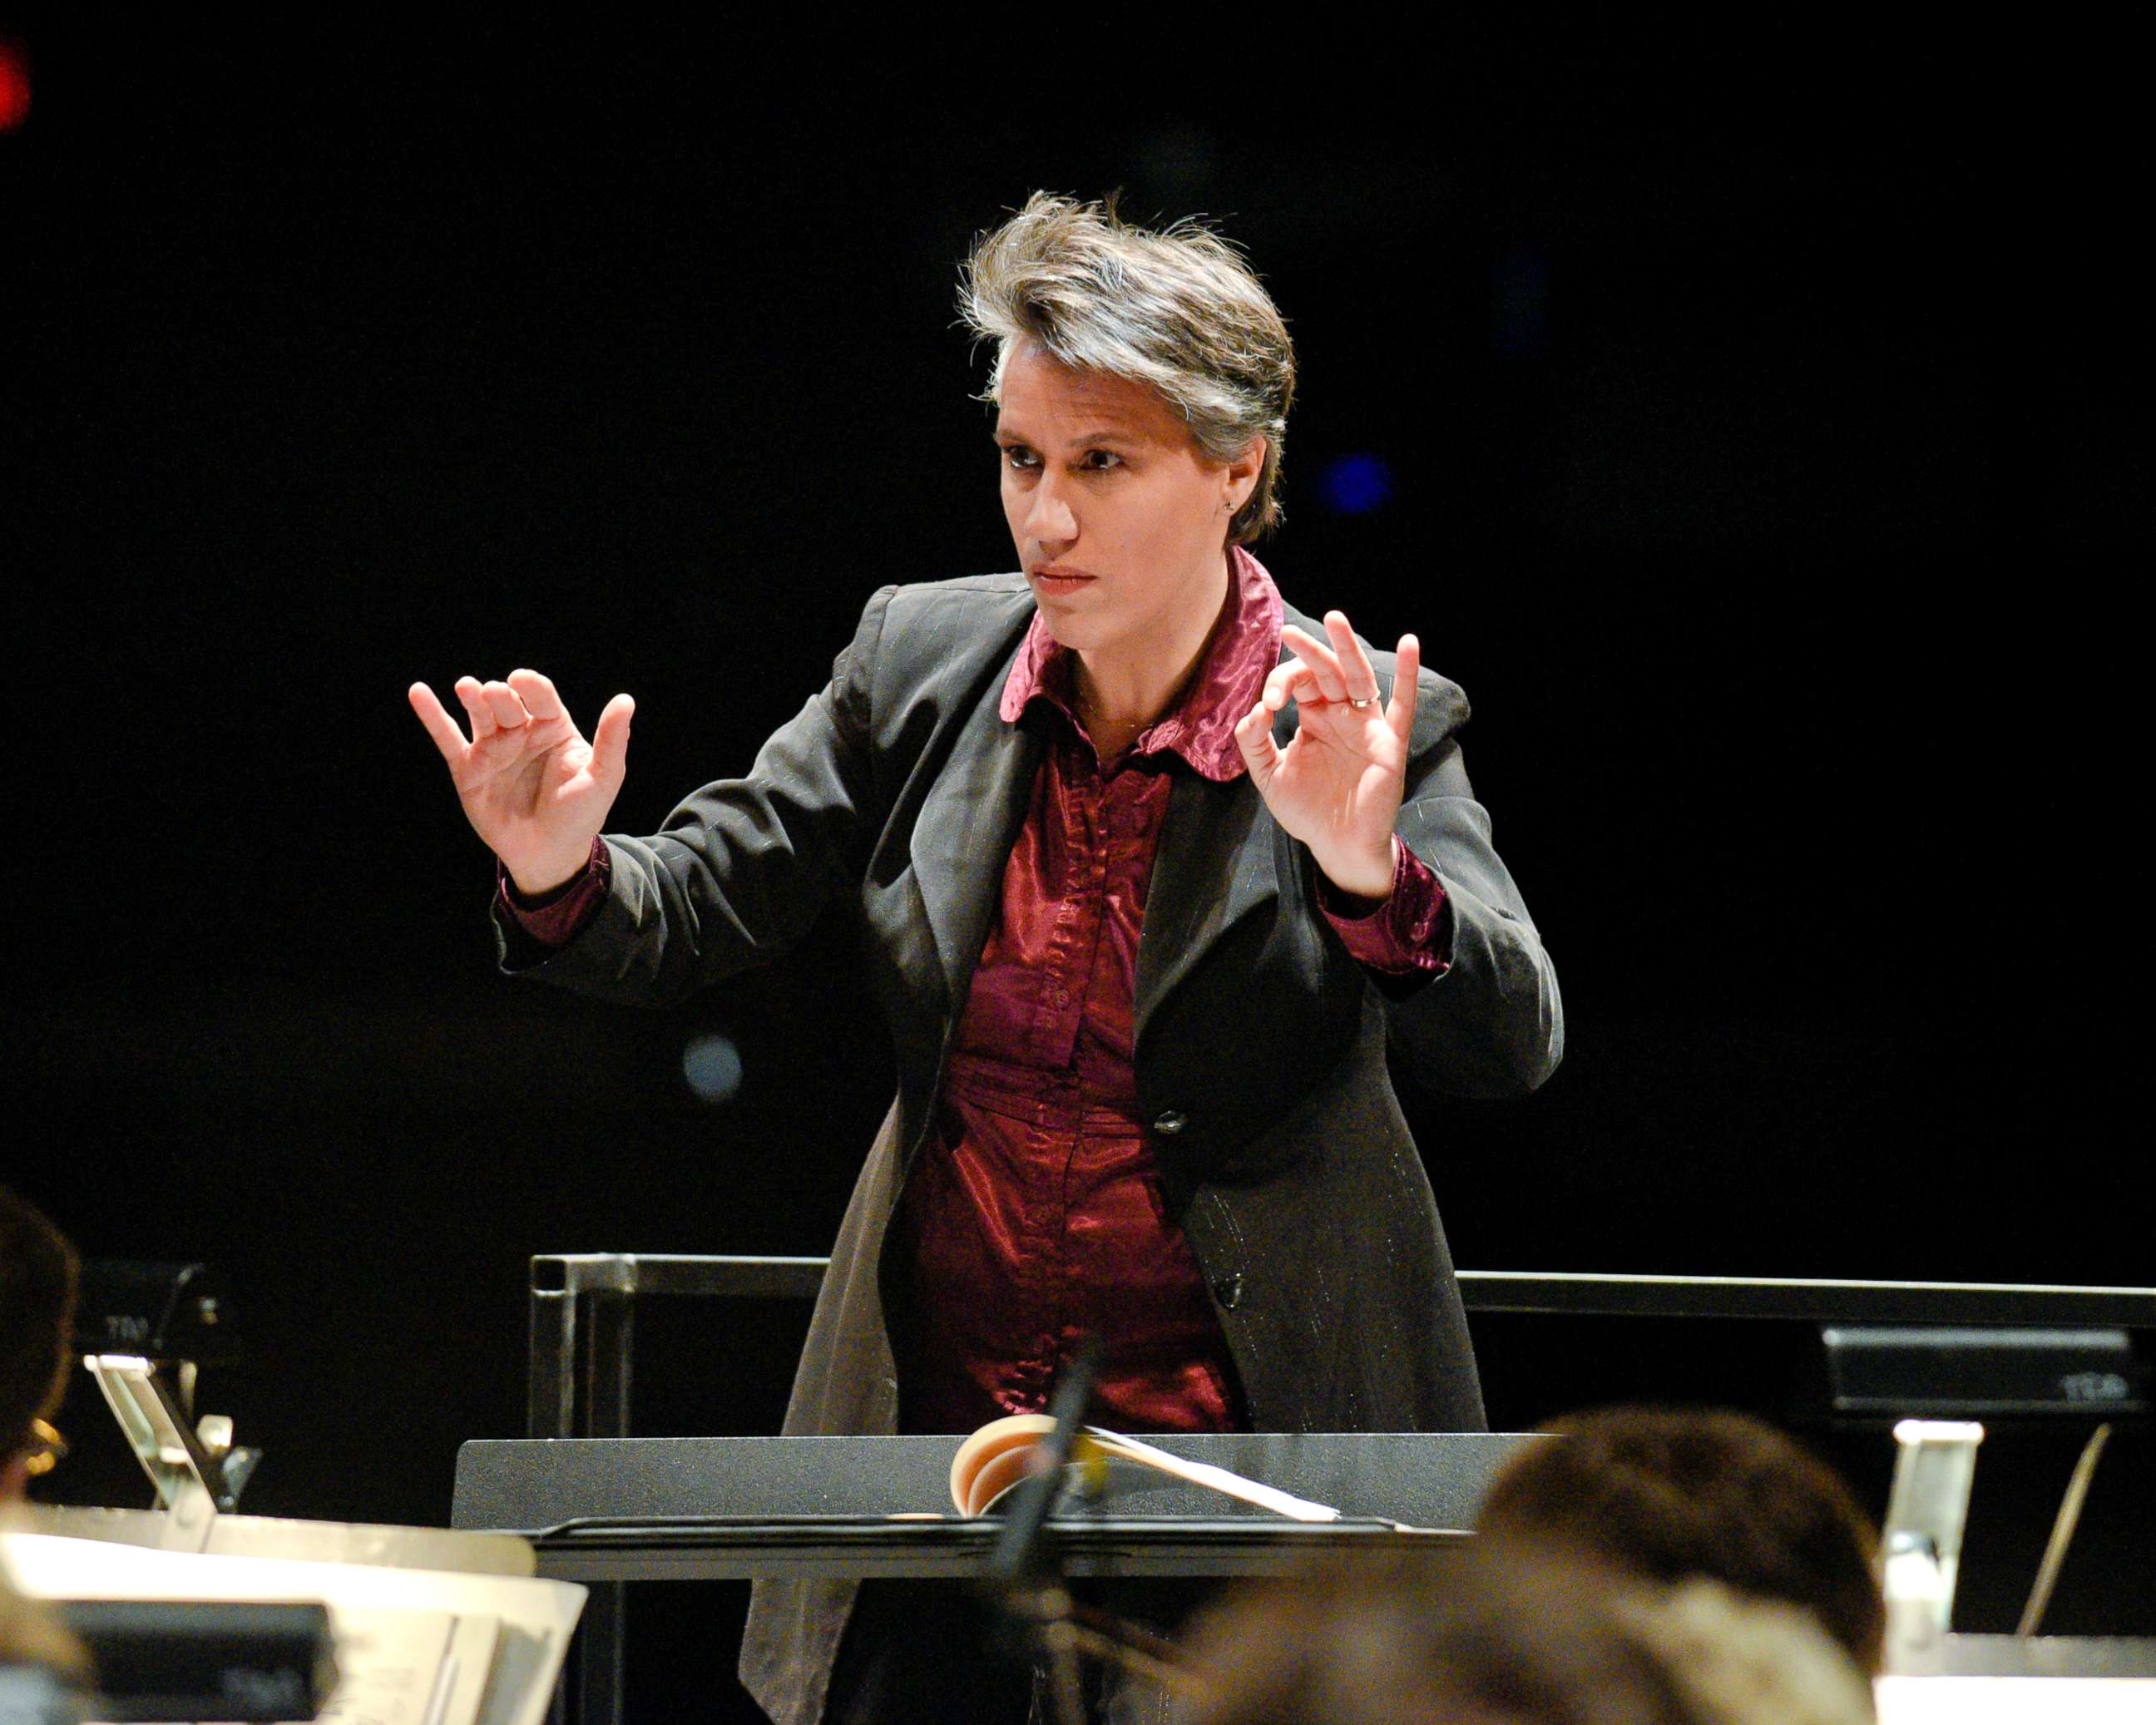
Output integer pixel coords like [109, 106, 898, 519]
[1212, 1273, 1245, 1311]
[1052, 987, 1071, 1008]
[1153, 1110, 1187, 1135]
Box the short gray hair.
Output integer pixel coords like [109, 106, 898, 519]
[960, 193, 1296, 545]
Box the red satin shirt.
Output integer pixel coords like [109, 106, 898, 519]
[502, 550, 1452, 1436]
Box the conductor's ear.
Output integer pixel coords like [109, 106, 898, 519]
[1223, 437, 1266, 515]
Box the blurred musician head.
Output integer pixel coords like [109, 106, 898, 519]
[1476, 1405, 1886, 1677]
[1182, 1541, 1874, 1725]
[0, 1184, 92, 1694]
[0, 1185, 77, 1505]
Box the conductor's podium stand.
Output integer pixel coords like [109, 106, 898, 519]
[452, 1431, 1521, 1580]
[452, 1436, 2156, 1725]
[456, 1433, 1516, 1725]
[5, 1505, 586, 1725]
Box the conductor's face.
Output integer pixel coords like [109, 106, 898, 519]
[995, 341, 1258, 669]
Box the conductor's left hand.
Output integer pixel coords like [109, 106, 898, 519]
[1233, 610, 1419, 902]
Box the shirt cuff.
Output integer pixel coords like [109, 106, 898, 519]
[1318, 842, 1453, 977]
[496, 837, 611, 949]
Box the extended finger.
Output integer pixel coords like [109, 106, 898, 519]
[408, 682, 470, 761]
[1387, 635, 1422, 739]
[1280, 624, 1349, 702]
[482, 680, 532, 729]
[507, 667, 567, 724]
[590, 692, 636, 785]
[1324, 611, 1382, 705]
[1234, 699, 1281, 787]
[454, 676, 500, 739]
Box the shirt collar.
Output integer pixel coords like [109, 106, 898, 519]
[998, 545, 1285, 782]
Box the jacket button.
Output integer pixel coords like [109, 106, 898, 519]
[1154, 1110, 1188, 1135]
[1213, 1273, 1244, 1311]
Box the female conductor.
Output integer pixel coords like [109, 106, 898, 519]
[410, 194, 1562, 1724]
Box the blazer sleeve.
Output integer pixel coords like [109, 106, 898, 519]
[1380, 665, 1565, 1098]
[493, 584, 897, 1008]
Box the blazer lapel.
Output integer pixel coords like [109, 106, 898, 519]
[1135, 761, 1281, 1047]
[907, 696, 1041, 1019]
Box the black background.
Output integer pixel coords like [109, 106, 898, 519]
[6, 20, 2149, 1708]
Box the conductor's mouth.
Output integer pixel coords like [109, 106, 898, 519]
[1030, 564, 1098, 590]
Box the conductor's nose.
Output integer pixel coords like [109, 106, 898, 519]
[1025, 481, 1078, 556]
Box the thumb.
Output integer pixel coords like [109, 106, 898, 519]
[590, 693, 635, 785]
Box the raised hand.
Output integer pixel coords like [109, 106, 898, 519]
[408, 670, 635, 897]
[1232, 611, 1420, 901]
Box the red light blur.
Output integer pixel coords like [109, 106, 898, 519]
[0, 37, 29, 134]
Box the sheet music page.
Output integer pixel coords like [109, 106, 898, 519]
[436, 1613, 502, 1725]
[0, 1532, 579, 1725]
[306, 1604, 456, 1725]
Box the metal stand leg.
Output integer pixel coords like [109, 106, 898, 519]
[576, 1583, 627, 1725]
[530, 1283, 576, 1441]
[531, 1275, 635, 1725]
[579, 1294, 633, 1725]
[527, 1255, 831, 1725]
[586, 1293, 635, 1440]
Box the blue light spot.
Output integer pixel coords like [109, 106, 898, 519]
[1321, 454, 1394, 515]
[681, 1033, 744, 1105]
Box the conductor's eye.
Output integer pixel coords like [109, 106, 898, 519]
[1000, 443, 1040, 472]
[1079, 449, 1124, 472]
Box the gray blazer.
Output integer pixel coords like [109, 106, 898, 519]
[502, 575, 1563, 1723]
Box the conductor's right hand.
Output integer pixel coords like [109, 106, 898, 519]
[408, 671, 634, 898]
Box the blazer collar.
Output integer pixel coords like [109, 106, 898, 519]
[996, 546, 1284, 782]
[907, 575, 1305, 1037]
